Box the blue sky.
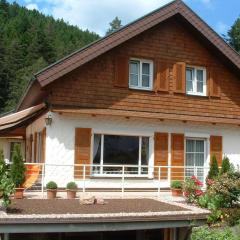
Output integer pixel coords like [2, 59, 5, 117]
[8, 0, 240, 36]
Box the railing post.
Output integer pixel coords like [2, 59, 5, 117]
[41, 163, 45, 198]
[83, 165, 86, 193]
[121, 166, 125, 198]
[158, 166, 161, 198]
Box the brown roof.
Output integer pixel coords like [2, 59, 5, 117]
[36, 0, 240, 87]
[0, 103, 46, 133]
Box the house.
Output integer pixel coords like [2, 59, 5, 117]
[0, 0, 240, 190]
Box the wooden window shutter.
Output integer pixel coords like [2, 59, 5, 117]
[173, 62, 186, 93]
[209, 67, 220, 97]
[34, 132, 37, 162]
[74, 128, 92, 179]
[41, 128, 46, 163]
[210, 136, 222, 166]
[154, 61, 169, 92]
[154, 133, 168, 179]
[114, 56, 129, 88]
[171, 133, 184, 181]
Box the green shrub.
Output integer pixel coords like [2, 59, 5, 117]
[223, 208, 240, 226]
[66, 182, 77, 190]
[46, 181, 58, 190]
[207, 155, 219, 180]
[221, 156, 231, 175]
[0, 149, 15, 207]
[191, 226, 236, 240]
[170, 180, 182, 189]
[10, 144, 25, 187]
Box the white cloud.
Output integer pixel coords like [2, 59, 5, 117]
[26, 3, 39, 10]
[29, 0, 172, 35]
[216, 21, 229, 34]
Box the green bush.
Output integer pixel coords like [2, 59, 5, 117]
[221, 156, 231, 175]
[207, 155, 219, 180]
[10, 144, 25, 187]
[223, 208, 240, 226]
[46, 181, 58, 190]
[66, 182, 77, 190]
[170, 180, 182, 189]
[191, 226, 236, 240]
[0, 149, 15, 207]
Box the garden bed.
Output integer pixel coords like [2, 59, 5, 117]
[7, 199, 187, 215]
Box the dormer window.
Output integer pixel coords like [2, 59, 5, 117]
[186, 66, 207, 96]
[129, 58, 153, 90]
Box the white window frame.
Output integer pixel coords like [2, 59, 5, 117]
[186, 66, 207, 96]
[91, 133, 151, 177]
[185, 138, 207, 183]
[129, 58, 153, 91]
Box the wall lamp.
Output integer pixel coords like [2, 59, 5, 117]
[45, 113, 52, 126]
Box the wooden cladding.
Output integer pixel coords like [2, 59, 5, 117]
[173, 62, 186, 93]
[209, 67, 221, 97]
[154, 61, 169, 92]
[210, 135, 222, 166]
[154, 132, 168, 179]
[114, 56, 129, 88]
[41, 128, 46, 163]
[171, 133, 184, 181]
[74, 128, 92, 179]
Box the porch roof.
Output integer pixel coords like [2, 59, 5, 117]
[0, 103, 47, 134]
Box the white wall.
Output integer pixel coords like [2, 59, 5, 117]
[45, 112, 240, 188]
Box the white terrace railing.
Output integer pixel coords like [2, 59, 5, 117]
[22, 163, 209, 197]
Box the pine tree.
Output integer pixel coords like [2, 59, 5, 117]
[220, 156, 231, 175]
[106, 17, 122, 35]
[227, 17, 240, 52]
[207, 155, 219, 179]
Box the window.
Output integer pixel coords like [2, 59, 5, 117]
[129, 59, 153, 90]
[185, 139, 206, 182]
[92, 134, 150, 176]
[10, 142, 21, 163]
[186, 66, 206, 96]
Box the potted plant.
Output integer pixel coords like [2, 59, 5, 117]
[66, 182, 78, 199]
[170, 180, 183, 197]
[10, 144, 26, 199]
[46, 181, 58, 199]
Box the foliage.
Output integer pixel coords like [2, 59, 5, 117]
[223, 207, 240, 227]
[0, 149, 15, 207]
[220, 156, 231, 175]
[191, 226, 236, 240]
[207, 155, 219, 181]
[46, 181, 57, 190]
[226, 17, 240, 53]
[182, 176, 203, 203]
[0, 0, 99, 113]
[170, 180, 182, 189]
[66, 182, 78, 190]
[106, 16, 122, 35]
[10, 144, 25, 187]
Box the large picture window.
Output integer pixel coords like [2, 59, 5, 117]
[92, 134, 150, 176]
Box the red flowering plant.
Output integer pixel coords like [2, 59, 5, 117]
[182, 176, 204, 203]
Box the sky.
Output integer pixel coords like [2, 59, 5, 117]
[8, 0, 240, 37]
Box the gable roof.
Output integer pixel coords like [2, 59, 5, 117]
[36, 0, 240, 87]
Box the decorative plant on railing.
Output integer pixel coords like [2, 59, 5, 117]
[0, 149, 15, 208]
[10, 144, 26, 199]
[182, 176, 203, 203]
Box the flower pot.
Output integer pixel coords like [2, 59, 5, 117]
[14, 188, 24, 199]
[171, 188, 183, 197]
[47, 189, 57, 199]
[67, 190, 77, 199]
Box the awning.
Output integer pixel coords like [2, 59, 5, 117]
[0, 103, 47, 133]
